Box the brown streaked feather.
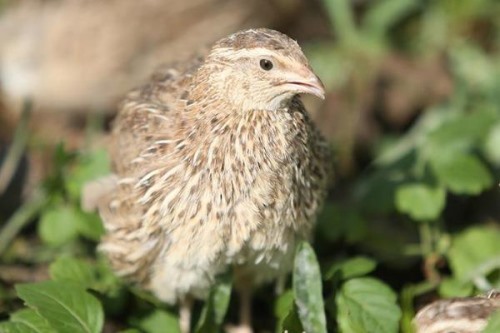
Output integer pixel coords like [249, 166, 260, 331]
[88, 28, 332, 303]
[414, 292, 500, 333]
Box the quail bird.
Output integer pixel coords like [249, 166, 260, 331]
[413, 291, 500, 333]
[84, 28, 331, 333]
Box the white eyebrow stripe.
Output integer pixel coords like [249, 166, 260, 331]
[215, 47, 283, 61]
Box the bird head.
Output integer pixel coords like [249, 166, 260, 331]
[200, 28, 325, 112]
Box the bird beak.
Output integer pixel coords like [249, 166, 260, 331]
[283, 67, 326, 100]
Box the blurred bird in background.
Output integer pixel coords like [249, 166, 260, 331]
[413, 291, 500, 333]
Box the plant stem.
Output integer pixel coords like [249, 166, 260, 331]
[0, 99, 32, 194]
[419, 222, 442, 283]
[419, 222, 433, 256]
[0, 190, 47, 256]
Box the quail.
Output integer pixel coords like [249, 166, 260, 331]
[84, 28, 331, 333]
[413, 291, 500, 333]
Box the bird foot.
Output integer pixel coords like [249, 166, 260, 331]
[224, 324, 253, 333]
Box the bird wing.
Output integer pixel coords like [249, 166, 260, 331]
[110, 55, 205, 173]
[85, 55, 205, 284]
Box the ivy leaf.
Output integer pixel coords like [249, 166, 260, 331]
[16, 281, 103, 333]
[395, 183, 446, 221]
[293, 242, 327, 333]
[336, 277, 401, 333]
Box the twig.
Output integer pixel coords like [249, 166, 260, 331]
[0, 99, 32, 194]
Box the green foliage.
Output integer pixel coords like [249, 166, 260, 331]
[292, 242, 327, 333]
[0, 309, 53, 333]
[135, 310, 180, 333]
[483, 311, 500, 333]
[325, 256, 377, 280]
[195, 274, 232, 333]
[14, 281, 103, 333]
[336, 278, 401, 333]
[447, 226, 500, 283]
[1, 0, 500, 332]
[395, 184, 446, 221]
[49, 256, 95, 287]
[39, 206, 100, 246]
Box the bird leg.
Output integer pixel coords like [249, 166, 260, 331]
[225, 288, 253, 333]
[238, 287, 253, 331]
[226, 273, 254, 333]
[179, 296, 193, 333]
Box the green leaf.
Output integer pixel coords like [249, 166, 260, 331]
[38, 206, 80, 246]
[438, 278, 474, 298]
[423, 108, 498, 159]
[0, 309, 54, 333]
[336, 277, 401, 333]
[293, 242, 327, 333]
[323, 0, 358, 43]
[49, 256, 95, 288]
[39, 205, 103, 245]
[451, 44, 497, 92]
[195, 274, 232, 333]
[448, 225, 500, 282]
[16, 281, 103, 333]
[274, 290, 300, 333]
[136, 310, 180, 333]
[0, 322, 40, 333]
[364, 0, 419, 40]
[484, 122, 500, 166]
[325, 256, 377, 281]
[316, 203, 367, 243]
[281, 304, 304, 333]
[395, 183, 446, 221]
[74, 210, 104, 241]
[274, 289, 294, 319]
[430, 153, 493, 195]
[483, 310, 500, 333]
[66, 149, 110, 201]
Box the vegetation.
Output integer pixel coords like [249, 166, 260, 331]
[1, 0, 500, 332]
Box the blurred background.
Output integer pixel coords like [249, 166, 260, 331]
[0, 0, 499, 332]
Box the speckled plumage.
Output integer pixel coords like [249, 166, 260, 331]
[413, 291, 500, 333]
[87, 29, 331, 326]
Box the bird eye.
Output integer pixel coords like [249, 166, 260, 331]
[259, 59, 273, 71]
